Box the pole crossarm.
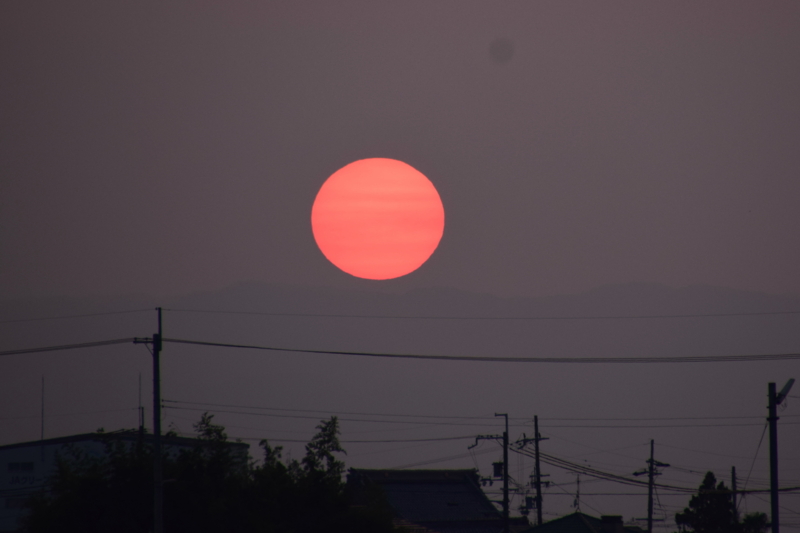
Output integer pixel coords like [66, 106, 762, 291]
[468, 434, 503, 449]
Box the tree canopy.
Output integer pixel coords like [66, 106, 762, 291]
[675, 471, 768, 533]
[23, 414, 395, 533]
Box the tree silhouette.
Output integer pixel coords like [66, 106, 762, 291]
[23, 415, 394, 533]
[675, 471, 768, 533]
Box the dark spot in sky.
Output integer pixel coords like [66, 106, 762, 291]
[489, 38, 514, 64]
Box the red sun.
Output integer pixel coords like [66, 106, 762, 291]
[311, 158, 445, 280]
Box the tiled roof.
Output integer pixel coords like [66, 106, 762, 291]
[348, 469, 505, 533]
[522, 512, 643, 533]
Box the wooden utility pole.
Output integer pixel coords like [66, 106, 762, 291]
[768, 379, 794, 533]
[533, 416, 544, 526]
[647, 440, 654, 533]
[732, 466, 738, 522]
[469, 413, 510, 533]
[634, 439, 669, 533]
[497, 413, 509, 533]
[153, 308, 163, 533]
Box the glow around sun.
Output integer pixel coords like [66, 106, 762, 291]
[311, 158, 445, 280]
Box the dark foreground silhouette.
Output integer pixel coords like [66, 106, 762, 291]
[23, 414, 395, 533]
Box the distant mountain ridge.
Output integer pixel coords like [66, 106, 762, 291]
[3, 281, 799, 321]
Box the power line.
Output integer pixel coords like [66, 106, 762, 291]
[0, 309, 152, 324]
[542, 422, 800, 428]
[167, 399, 792, 424]
[390, 446, 496, 469]
[0, 407, 138, 421]
[515, 447, 800, 495]
[0, 338, 136, 357]
[740, 422, 769, 512]
[657, 442, 771, 461]
[162, 337, 800, 364]
[235, 435, 476, 444]
[3, 336, 800, 365]
[544, 492, 687, 496]
[540, 415, 799, 421]
[162, 402, 798, 429]
[162, 405, 503, 427]
[163, 399, 499, 421]
[164, 307, 800, 321]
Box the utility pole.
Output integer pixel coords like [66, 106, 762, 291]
[768, 379, 795, 533]
[634, 439, 669, 533]
[40, 376, 45, 461]
[533, 416, 545, 526]
[497, 413, 509, 533]
[731, 466, 738, 523]
[469, 413, 510, 533]
[133, 308, 165, 533]
[517, 419, 548, 525]
[153, 307, 163, 533]
[647, 440, 654, 533]
[41, 376, 45, 442]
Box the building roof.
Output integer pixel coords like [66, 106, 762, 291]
[348, 469, 518, 533]
[0, 429, 249, 452]
[523, 512, 644, 533]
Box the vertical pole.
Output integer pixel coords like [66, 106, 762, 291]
[503, 428, 509, 533]
[647, 439, 654, 533]
[40, 375, 45, 461]
[139, 373, 145, 441]
[768, 382, 779, 533]
[534, 416, 543, 527]
[731, 466, 738, 523]
[496, 413, 509, 533]
[153, 307, 163, 533]
[40, 375, 45, 441]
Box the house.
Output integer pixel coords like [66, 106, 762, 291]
[0, 430, 249, 532]
[347, 468, 530, 533]
[522, 512, 645, 533]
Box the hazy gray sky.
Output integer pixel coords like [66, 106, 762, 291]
[2, 2, 799, 525]
[2, 1, 800, 300]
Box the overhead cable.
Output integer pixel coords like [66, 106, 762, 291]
[0, 309, 152, 324]
[163, 337, 800, 364]
[3, 336, 800, 365]
[166, 398, 795, 422]
[514, 447, 800, 495]
[0, 338, 137, 357]
[165, 308, 800, 321]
